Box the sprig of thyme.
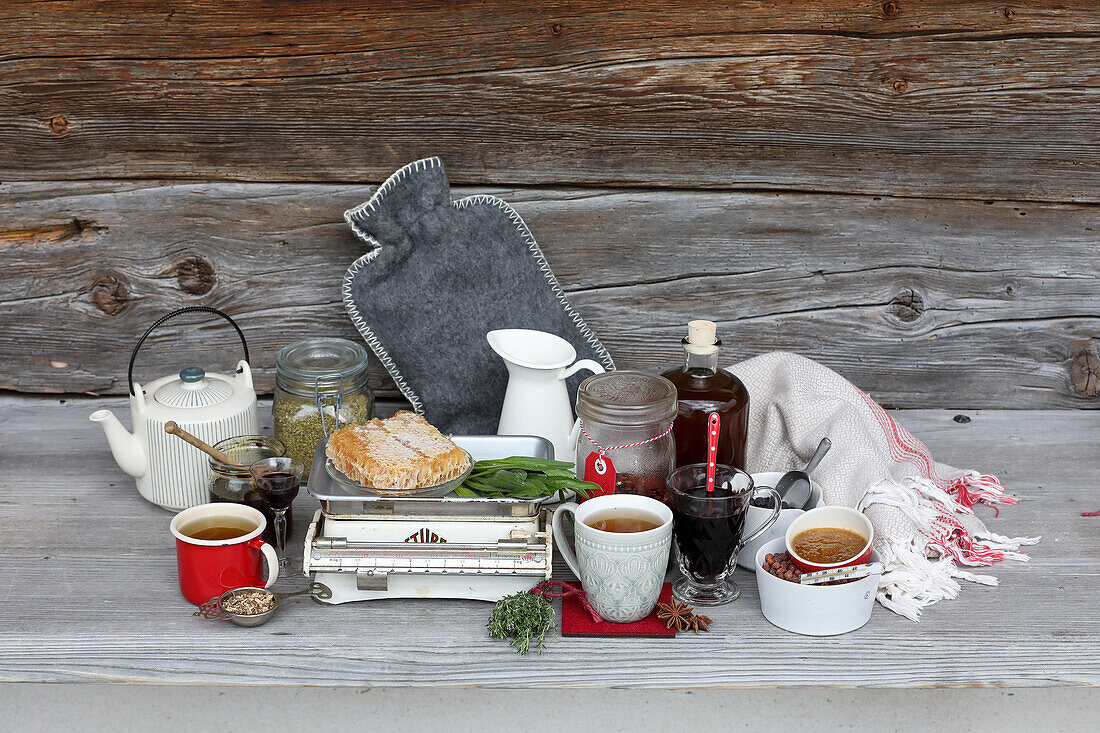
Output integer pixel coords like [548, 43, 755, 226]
[487, 591, 555, 655]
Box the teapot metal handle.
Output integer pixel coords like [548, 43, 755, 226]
[127, 306, 250, 396]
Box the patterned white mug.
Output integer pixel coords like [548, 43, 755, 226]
[552, 494, 673, 623]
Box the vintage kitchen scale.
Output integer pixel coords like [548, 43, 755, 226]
[304, 435, 554, 604]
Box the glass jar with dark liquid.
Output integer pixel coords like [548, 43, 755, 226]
[662, 320, 749, 470]
[207, 435, 291, 546]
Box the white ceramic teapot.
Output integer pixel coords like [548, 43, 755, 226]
[90, 307, 259, 511]
[487, 328, 605, 461]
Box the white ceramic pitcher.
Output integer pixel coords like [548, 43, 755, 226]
[487, 329, 605, 461]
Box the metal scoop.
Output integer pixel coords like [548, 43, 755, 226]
[774, 437, 831, 510]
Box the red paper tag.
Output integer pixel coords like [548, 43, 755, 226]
[583, 452, 616, 499]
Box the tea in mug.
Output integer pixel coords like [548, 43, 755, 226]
[585, 509, 663, 533]
[181, 516, 257, 541]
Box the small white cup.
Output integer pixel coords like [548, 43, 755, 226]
[552, 494, 672, 623]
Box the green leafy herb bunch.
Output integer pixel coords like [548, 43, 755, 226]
[455, 457, 598, 501]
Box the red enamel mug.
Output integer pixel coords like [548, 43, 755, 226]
[170, 503, 279, 605]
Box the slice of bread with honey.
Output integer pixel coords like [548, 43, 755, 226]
[326, 411, 469, 490]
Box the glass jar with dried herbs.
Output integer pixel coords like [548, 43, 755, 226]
[272, 338, 374, 480]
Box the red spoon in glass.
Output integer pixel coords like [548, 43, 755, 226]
[706, 412, 720, 493]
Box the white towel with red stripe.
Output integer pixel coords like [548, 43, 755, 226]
[729, 352, 1039, 621]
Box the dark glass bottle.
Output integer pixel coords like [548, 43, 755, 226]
[661, 320, 749, 470]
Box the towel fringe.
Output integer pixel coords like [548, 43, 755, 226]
[948, 472, 1018, 515]
[873, 539, 962, 622]
[859, 477, 1038, 619]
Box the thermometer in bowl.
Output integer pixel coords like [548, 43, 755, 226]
[799, 562, 884, 586]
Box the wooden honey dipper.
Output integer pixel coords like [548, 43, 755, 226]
[164, 421, 246, 469]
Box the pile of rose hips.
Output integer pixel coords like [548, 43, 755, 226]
[763, 552, 802, 583]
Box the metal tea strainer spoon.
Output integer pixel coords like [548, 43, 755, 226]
[194, 582, 331, 627]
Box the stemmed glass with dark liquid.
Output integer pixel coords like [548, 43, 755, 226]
[666, 464, 781, 605]
[249, 457, 303, 568]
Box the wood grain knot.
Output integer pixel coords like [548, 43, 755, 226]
[1070, 349, 1100, 397]
[551, 23, 564, 35]
[1003, 7, 1016, 20]
[169, 255, 216, 296]
[882, 1, 900, 17]
[891, 288, 924, 322]
[48, 115, 69, 135]
[90, 273, 130, 315]
[891, 78, 909, 94]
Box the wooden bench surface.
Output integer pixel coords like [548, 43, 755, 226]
[2, 396, 1096, 688]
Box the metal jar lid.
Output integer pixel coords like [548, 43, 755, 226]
[275, 338, 370, 397]
[576, 371, 677, 428]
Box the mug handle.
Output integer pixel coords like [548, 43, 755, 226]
[551, 502, 583, 579]
[249, 537, 280, 588]
[734, 487, 782, 555]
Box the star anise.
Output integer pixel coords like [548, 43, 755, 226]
[656, 599, 694, 631]
[689, 614, 712, 633]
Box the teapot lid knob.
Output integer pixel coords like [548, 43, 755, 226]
[155, 366, 231, 407]
[179, 367, 205, 383]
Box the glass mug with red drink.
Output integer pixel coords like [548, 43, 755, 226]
[666, 464, 781, 606]
[170, 503, 279, 604]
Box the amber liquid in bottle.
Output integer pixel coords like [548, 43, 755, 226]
[662, 329, 749, 470]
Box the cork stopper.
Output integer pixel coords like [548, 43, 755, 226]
[684, 320, 719, 355]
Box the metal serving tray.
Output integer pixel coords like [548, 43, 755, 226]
[307, 433, 555, 518]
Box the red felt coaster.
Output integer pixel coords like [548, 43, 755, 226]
[560, 582, 676, 637]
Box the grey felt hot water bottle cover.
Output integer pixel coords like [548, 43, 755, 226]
[343, 157, 614, 434]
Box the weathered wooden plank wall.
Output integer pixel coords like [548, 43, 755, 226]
[5, 1, 1100, 200]
[4, 181, 1099, 407]
[1, 1, 1097, 407]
